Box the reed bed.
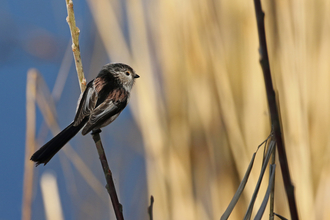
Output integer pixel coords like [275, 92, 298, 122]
[25, 0, 330, 219]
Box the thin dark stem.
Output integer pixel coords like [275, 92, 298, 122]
[92, 129, 124, 220]
[269, 139, 276, 220]
[253, 0, 299, 219]
[148, 196, 154, 220]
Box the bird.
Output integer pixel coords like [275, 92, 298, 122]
[31, 63, 139, 166]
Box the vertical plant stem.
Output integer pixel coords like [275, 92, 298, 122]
[22, 69, 38, 220]
[253, 0, 299, 219]
[92, 131, 124, 220]
[65, 0, 86, 92]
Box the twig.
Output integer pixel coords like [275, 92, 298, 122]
[148, 196, 154, 220]
[65, 0, 86, 92]
[92, 130, 124, 220]
[253, 1, 299, 219]
[65, 1, 124, 219]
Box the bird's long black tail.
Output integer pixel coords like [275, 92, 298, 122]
[31, 118, 88, 166]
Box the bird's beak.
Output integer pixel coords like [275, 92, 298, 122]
[134, 74, 140, 79]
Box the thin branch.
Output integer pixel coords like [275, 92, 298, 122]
[65, 0, 86, 92]
[253, 0, 299, 219]
[92, 130, 124, 220]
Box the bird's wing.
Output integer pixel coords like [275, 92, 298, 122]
[73, 80, 98, 126]
[81, 88, 128, 135]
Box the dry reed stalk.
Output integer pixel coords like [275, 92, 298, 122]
[22, 69, 38, 220]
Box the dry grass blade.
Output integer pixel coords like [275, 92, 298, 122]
[52, 41, 73, 101]
[221, 135, 272, 220]
[243, 139, 276, 220]
[35, 76, 58, 132]
[254, 164, 276, 220]
[220, 152, 256, 220]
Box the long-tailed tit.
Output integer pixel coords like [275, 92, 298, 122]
[31, 63, 139, 166]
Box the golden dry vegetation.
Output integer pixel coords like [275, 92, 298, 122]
[24, 0, 330, 219]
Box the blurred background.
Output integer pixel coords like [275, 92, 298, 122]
[1, 0, 330, 219]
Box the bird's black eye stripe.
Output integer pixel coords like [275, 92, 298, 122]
[125, 71, 130, 76]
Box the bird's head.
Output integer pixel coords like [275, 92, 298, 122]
[103, 63, 140, 91]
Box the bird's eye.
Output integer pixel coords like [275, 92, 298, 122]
[125, 71, 130, 76]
